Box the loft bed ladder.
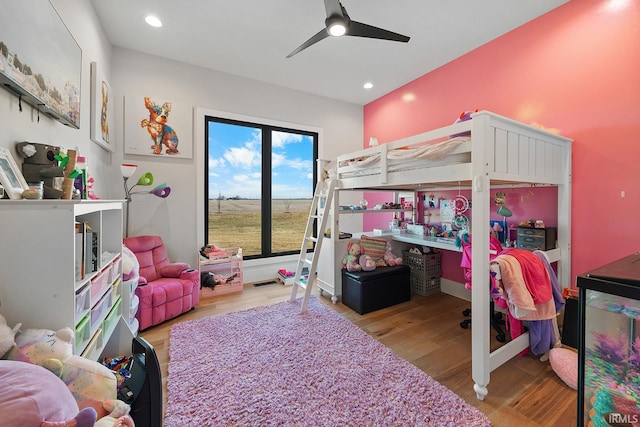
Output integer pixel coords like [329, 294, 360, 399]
[289, 178, 336, 312]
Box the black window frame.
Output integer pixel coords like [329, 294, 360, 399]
[204, 115, 318, 260]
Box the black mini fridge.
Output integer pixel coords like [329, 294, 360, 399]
[577, 252, 640, 427]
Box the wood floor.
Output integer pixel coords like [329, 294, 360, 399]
[140, 282, 578, 426]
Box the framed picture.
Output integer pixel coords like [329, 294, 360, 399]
[0, 147, 28, 199]
[90, 62, 115, 152]
[124, 94, 193, 159]
[0, 0, 81, 128]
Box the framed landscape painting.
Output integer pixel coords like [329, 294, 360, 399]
[0, 0, 81, 128]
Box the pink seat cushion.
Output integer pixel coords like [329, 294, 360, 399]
[549, 347, 578, 390]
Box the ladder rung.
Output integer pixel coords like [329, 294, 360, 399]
[290, 179, 335, 311]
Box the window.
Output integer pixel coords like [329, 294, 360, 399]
[205, 116, 318, 259]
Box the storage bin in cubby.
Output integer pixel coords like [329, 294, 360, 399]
[111, 279, 120, 299]
[81, 327, 102, 360]
[103, 296, 122, 336]
[75, 283, 91, 319]
[109, 257, 122, 283]
[90, 287, 113, 334]
[75, 314, 90, 355]
[130, 294, 139, 324]
[90, 264, 112, 300]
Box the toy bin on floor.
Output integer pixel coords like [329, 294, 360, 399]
[199, 247, 243, 297]
[341, 265, 410, 314]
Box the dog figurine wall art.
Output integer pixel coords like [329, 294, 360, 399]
[140, 96, 180, 155]
[100, 81, 110, 142]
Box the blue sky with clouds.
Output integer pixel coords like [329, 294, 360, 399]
[207, 121, 314, 200]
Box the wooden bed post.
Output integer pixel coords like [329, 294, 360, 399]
[470, 112, 492, 400]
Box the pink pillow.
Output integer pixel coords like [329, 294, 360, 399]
[0, 360, 97, 427]
[549, 347, 578, 390]
[359, 235, 387, 264]
[160, 262, 190, 277]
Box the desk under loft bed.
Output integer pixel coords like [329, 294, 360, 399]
[315, 110, 572, 400]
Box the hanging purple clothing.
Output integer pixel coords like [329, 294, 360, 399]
[527, 251, 565, 356]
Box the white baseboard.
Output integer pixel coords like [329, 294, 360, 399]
[440, 278, 471, 302]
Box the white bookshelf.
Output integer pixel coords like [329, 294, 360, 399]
[0, 200, 134, 360]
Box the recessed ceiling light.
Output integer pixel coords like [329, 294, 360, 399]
[363, 82, 373, 89]
[145, 15, 162, 28]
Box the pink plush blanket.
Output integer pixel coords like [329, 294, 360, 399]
[500, 248, 552, 304]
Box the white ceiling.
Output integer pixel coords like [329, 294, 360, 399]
[91, 0, 568, 106]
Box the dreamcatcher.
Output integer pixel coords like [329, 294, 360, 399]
[450, 184, 469, 230]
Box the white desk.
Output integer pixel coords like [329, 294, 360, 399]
[389, 233, 461, 252]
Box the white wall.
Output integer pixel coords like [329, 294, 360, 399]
[110, 48, 363, 280]
[0, 1, 363, 283]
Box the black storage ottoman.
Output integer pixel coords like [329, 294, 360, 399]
[342, 265, 410, 314]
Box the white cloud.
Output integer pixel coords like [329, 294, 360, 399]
[209, 156, 226, 169]
[224, 145, 259, 169]
[272, 152, 286, 168]
[272, 131, 303, 148]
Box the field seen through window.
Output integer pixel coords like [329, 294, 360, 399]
[208, 199, 312, 256]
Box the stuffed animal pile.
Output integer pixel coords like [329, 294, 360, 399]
[342, 238, 403, 272]
[0, 313, 134, 426]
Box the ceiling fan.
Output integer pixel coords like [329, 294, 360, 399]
[286, 0, 410, 58]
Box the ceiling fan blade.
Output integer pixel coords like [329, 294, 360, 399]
[348, 21, 410, 43]
[286, 28, 330, 58]
[323, 0, 345, 19]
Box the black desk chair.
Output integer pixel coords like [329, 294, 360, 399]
[457, 234, 506, 342]
[460, 300, 506, 342]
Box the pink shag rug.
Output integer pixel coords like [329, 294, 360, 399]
[166, 297, 491, 426]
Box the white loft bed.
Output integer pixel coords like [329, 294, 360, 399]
[325, 110, 572, 400]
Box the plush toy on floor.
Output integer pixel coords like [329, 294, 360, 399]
[4, 325, 124, 421]
[95, 400, 135, 427]
[0, 313, 20, 358]
[0, 313, 133, 426]
[0, 359, 98, 427]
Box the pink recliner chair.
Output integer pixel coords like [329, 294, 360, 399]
[123, 235, 200, 330]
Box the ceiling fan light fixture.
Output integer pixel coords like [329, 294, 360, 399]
[326, 16, 347, 37]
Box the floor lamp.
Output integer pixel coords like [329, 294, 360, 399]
[497, 205, 513, 245]
[122, 163, 171, 237]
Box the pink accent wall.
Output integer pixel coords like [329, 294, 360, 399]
[363, 0, 640, 286]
